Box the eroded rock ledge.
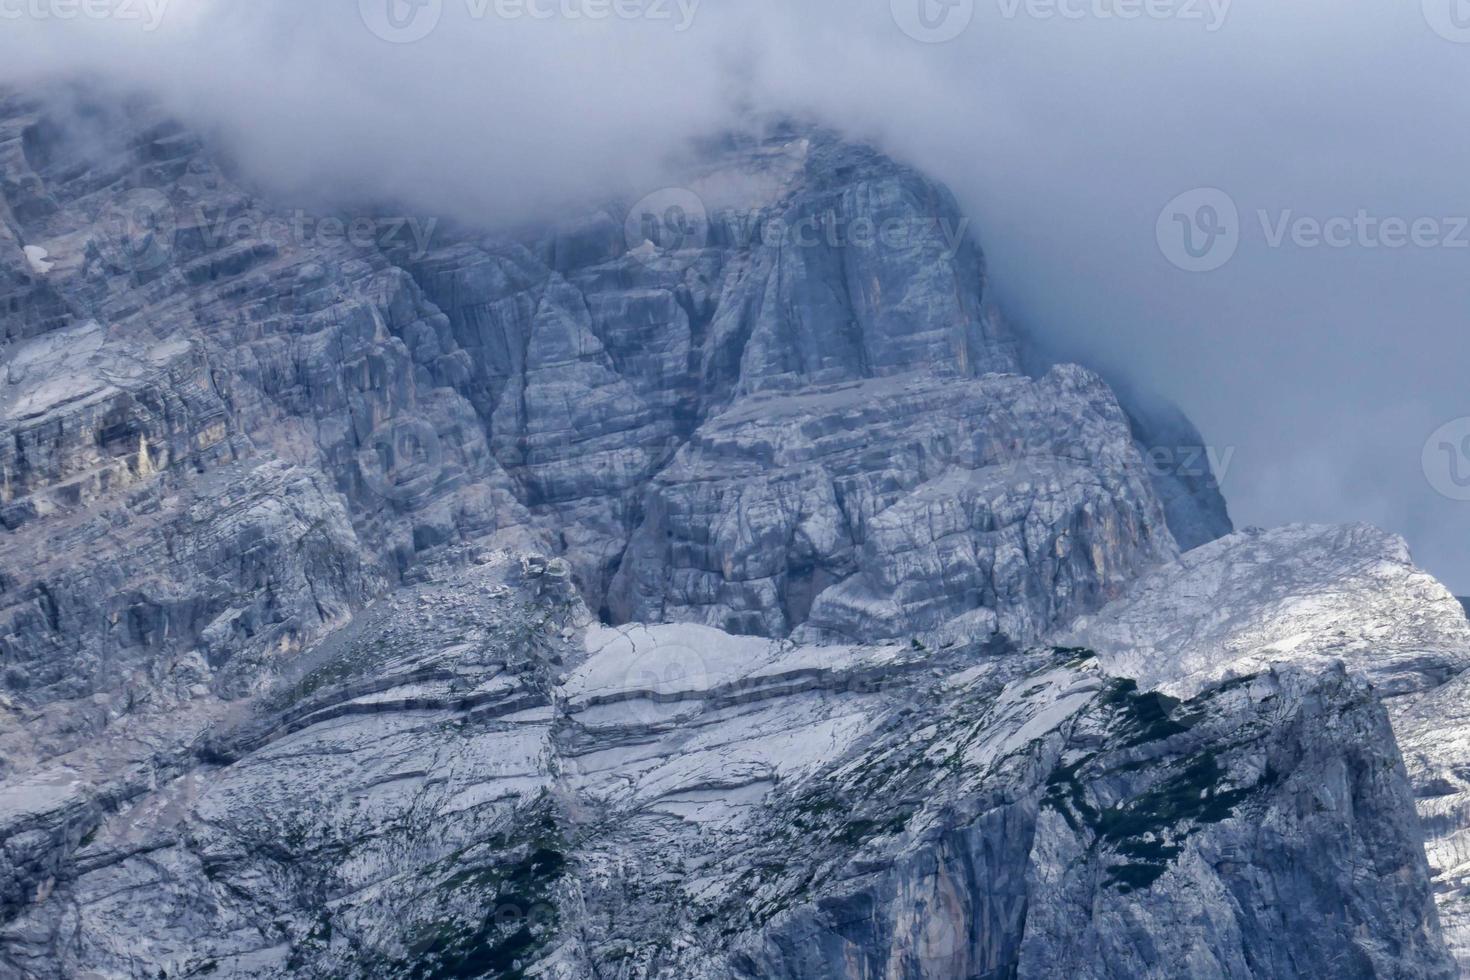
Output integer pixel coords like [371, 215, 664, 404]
[0, 555, 1450, 978]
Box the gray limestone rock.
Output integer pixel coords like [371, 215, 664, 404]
[1065, 523, 1470, 970]
[609, 365, 1176, 641]
[0, 85, 1442, 980]
[0, 562, 1449, 977]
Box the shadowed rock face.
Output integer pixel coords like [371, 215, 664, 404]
[3, 86, 1451, 980]
[1110, 378, 1235, 553]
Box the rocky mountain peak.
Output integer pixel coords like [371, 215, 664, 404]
[4, 86, 1455, 979]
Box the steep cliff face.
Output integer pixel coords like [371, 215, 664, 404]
[395, 133, 1186, 636]
[1064, 523, 1470, 970]
[0, 89, 1199, 663]
[2, 85, 1450, 980]
[1110, 379, 1235, 553]
[0, 86, 1207, 779]
[608, 364, 1172, 641]
[736, 661, 1447, 980]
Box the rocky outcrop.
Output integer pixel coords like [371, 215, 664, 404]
[0, 87, 1195, 733]
[0, 88, 545, 780]
[0, 557, 1451, 978]
[1064, 523, 1470, 970]
[6, 83, 1450, 980]
[1063, 523, 1470, 699]
[400, 132, 1170, 632]
[737, 661, 1447, 980]
[608, 365, 1174, 640]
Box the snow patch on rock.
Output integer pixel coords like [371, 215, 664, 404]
[22, 245, 53, 275]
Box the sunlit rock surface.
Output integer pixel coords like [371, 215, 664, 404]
[1066, 523, 1470, 970]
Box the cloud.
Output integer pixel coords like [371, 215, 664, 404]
[4, 0, 1469, 589]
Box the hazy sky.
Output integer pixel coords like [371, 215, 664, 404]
[3, 0, 1469, 589]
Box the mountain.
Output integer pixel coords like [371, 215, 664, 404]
[0, 86, 1456, 978]
[1064, 523, 1470, 971]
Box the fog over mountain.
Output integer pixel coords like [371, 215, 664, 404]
[3, 0, 1468, 588]
[13, 5, 1470, 975]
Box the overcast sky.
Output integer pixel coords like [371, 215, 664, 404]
[4, 0, 1469, 589]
